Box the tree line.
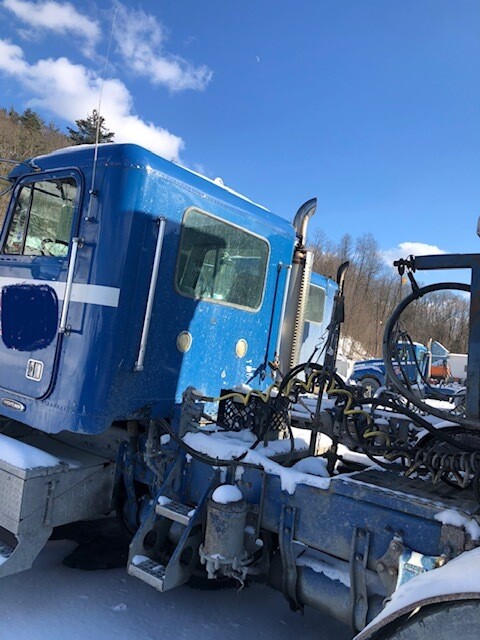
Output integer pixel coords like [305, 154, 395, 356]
[310, 231, 469, 357]
[0, 106, 113, 160]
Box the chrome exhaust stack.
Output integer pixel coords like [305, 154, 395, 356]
[277, 198, 317, 375]
[293, 197, 317, 248]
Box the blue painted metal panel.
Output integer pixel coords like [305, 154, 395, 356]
[300, 272, 338, 364]
[0, 144, 296, 434]
[181, 451, 447, 568]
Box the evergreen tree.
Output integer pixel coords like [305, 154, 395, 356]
[67, 109, 115, 145]
[7, 106, 20, 123]
[19, 108, 44, 131]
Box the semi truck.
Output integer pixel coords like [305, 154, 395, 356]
[0, 142, 479, 640]
[351, 340, 465, 399]
[350, 341, 430, 396]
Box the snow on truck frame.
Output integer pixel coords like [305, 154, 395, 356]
[0, 143, 480, 640]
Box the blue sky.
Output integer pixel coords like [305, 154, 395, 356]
[0, 0, 479, 272]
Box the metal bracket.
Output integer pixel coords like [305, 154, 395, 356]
[440, 523, 467, 555]
[279, 503, 302, 612]
[376, 536, 404, 595]
[350, 527, 370, 632]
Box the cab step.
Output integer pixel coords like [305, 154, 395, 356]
[155, 498, 195, 525]
[128, 556, 167, 591]
[127, 465, 218, 593]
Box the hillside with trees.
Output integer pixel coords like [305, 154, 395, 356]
[0, 107, 115, 224]
[310, 231, 469, 357]
[0, 107, 72, 220]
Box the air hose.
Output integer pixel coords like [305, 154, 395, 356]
[382, 281, 477, 428]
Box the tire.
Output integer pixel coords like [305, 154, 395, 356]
[360, 376, 381, 398]
[379, 600, 480, 640]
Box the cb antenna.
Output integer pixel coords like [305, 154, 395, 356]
[85, 7, 118, 221]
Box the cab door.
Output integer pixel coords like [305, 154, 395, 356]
[0, 170, 81, 398]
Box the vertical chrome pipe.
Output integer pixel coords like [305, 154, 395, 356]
[278, 198, 317, 372]
[59, 236, 82, 334]
[293, 197, 317, 247]
[135, 217, 167, 372]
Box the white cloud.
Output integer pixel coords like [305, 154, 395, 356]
[0, 39, 184, 161]
[1, 0, 100, 53]
[113, 3, 213, 92]
[382, 241, 446, 267]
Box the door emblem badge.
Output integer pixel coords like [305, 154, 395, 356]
[26, 359, 44, 381]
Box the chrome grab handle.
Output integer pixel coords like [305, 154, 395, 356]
[135, 217, 167, 372]
[59, 236, 83, 335]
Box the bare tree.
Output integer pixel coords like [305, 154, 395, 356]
[309, 229, 469, 357]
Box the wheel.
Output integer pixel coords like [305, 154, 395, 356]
[379, 600, 480, 640]
[360, 376, 380, 398]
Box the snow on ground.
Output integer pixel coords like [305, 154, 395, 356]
[0, 540, 352, 640]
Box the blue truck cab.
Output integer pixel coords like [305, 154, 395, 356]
[0, 143, 299, 435]
[350, 341, 429, 396]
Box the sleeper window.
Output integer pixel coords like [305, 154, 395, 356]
[176, 209, 269, 311]
[305, 285, 326, 324]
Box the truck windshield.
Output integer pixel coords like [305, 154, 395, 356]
[3, 177, 77, 257]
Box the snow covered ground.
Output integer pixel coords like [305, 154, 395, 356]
[0, 539, 352, 640]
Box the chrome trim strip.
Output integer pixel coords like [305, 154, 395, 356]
[135, 217, 167, 372]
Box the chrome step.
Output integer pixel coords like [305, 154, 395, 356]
[155, 499, 195, 526]
[128, 556, 166, 591]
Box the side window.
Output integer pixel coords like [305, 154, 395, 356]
[3, 177, 77, 257]
[176, 208, 269, 310]
[305, 285, 326, 323]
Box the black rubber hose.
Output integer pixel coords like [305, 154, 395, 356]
[278, 361, 347, 397]
[382, 282, 478, 428]
[356, 395, 480, 453]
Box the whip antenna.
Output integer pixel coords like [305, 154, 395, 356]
[85, 7, 117, 221]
